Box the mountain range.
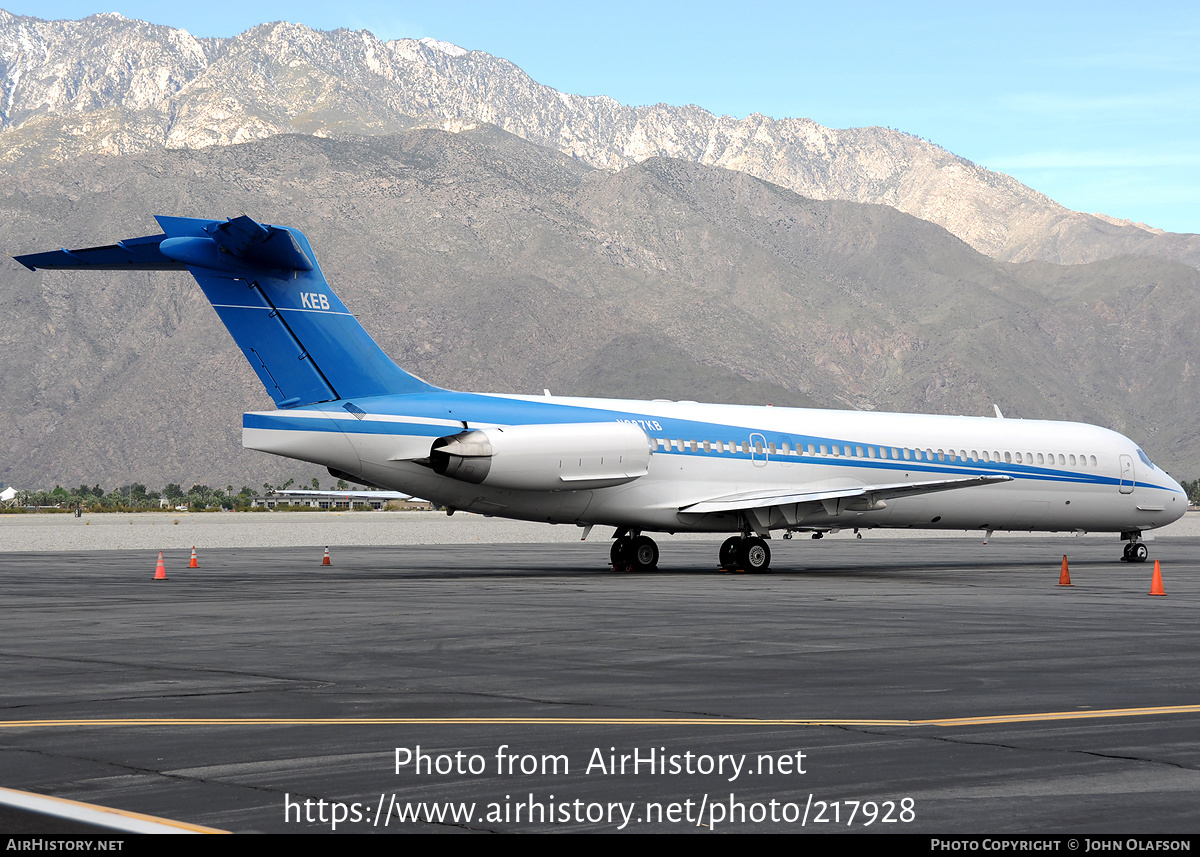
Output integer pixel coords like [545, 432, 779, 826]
[2, 11, 1198, 269]
[0, 11, 1195, 489]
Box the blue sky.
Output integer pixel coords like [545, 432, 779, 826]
[6, 1, 1198, 234]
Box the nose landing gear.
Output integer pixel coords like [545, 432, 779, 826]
[1121, 541, 1149, 563]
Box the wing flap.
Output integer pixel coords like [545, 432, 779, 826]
[680, 474, 1011, 514]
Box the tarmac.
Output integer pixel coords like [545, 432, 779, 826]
[1, 512, 1199, 834]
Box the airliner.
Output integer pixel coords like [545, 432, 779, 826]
[16, 215, 1187, 571]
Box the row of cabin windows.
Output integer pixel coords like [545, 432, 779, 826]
[654, 438, 1099, 468]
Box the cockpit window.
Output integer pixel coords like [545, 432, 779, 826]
[1136, 448, 1155, 470]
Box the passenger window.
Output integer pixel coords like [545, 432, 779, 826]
[808, 444, 816, 455]
[768, 442, 777, 454]
[1090, 455, 1097, 467]
[1005, 452, 1012, 463]
[819, 444, 827, 455]
[1037, 453, 1044, 464]
[1015, 452, 1023, 464]
[1069, 455, 1076, 466]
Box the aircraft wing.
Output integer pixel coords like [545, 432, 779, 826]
[680, 474, 1012, 515]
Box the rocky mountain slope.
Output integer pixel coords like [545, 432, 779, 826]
[2, 129, 1196, 488]
[2, 10, 1196, 271]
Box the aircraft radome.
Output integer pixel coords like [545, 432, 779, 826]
[16, 216, 1187, 571]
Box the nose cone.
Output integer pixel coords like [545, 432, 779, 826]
[1166, 470, 1185, 518]
[1165, 473, 1188, 524]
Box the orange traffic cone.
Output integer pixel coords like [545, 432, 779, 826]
[153, 551, 167, 580]
[322, 546, 331, 566]
[1149, 560, 1166, 596]
[188, 546, 199, 568]
[1058, 555, 1072, 586]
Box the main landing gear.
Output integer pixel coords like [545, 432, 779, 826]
[610, 532, 659, 572]
[609, 530, 773, 573]
[718, 535, 771, 572]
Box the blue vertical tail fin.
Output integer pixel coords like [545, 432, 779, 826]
[16, 215, 438, 407]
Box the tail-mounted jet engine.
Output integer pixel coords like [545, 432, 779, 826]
[427, 422, 652, 491]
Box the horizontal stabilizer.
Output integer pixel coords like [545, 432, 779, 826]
[14, 233, 184, 271]
[680, 474, 1011, 515]
[15, 215, 315, 275]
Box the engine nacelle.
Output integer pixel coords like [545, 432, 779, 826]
[428, 422, 652, 491]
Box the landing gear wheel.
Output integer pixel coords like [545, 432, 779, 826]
[610, 538, 631, 569]
[719, 537, 741, 569]
[630, 536, 659, 571]
[1132, 543, 1148, 563]
[738, 536, 771, 572]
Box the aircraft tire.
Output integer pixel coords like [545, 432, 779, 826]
[719, 537, 741, 569]
[739, 537, 771, 572]
[631, 536, 659, 571]
[610, 539, 631, 569]
[1133, 543, 1148, 563]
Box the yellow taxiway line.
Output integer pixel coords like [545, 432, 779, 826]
[3, 705, 1199, 729]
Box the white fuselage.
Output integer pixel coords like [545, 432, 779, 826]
[244, 394, 1187, 537]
